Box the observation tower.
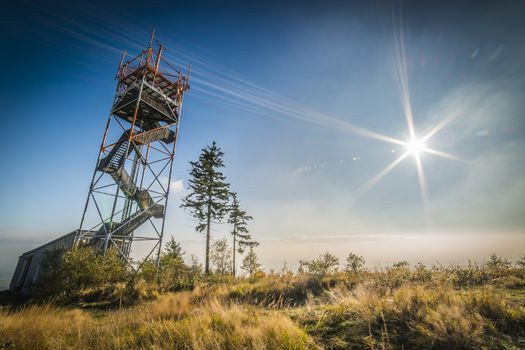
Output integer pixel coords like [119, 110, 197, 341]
[77, 32, 190, 267]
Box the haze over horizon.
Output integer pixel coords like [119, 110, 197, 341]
[1, 0, 524, 288]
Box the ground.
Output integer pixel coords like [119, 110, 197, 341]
[1, 266, 525, 349]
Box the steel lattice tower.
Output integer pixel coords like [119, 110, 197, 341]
[77, 32, 190, 269]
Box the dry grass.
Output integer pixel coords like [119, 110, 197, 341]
[226, 274, 326, 308]
[296, 283, 525, 349]
[0, 304, 93, 349]
[2, 265, 525, 349]
[0, 290, 318, 350]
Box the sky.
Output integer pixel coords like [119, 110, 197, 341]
[1, 0, 525, 287]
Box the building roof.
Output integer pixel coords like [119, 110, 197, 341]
[18, 230, 91, 257]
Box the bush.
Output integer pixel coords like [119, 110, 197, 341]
[299, 252, 339, 276]
[486, 254, 512, 270]
[345, 253, 366, 274]
[516, 255, 525, 268]
[35, 246, 131, 302]
[139, 238, 202, 292]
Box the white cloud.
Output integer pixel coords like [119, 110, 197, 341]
[158, 176, 185, 195]
[170, 179, 185, 194]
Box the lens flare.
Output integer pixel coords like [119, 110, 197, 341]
[404, 138, 427, 157]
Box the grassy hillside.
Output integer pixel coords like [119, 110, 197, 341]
[1, 258, 525, 349]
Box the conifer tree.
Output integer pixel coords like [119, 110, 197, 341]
[181, 141, 230, 274]
[161, 237, 185, 266]
[228, 192, 255, 276]
[158, 237, 188, 290]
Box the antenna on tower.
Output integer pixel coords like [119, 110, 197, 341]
[148, 29, 155, 49]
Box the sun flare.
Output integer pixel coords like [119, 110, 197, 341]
[404, 138, 427, 157]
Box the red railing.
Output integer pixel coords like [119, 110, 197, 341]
[116, 45, 190, 90]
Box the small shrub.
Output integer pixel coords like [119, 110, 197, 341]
[392, 260, 410, 269]
[486, 254, 512, 270]
[516, 254, 525, 269]
[345, 253, 366, 274]
[299, 252, 340, 276]
[139, 238, 202, 292]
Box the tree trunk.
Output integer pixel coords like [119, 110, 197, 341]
[205, 200, 211, 274]
[232, 234, 236, 277]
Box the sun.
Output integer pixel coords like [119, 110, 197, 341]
[353, 12, 464, 205]
[404, 137, 427, 157]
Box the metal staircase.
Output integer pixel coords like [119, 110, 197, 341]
[95, 128, 171, 242]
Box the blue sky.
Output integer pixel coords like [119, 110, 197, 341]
[1, 0, 524, 285]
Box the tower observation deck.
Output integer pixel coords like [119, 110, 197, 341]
[77, 32, 190, 267]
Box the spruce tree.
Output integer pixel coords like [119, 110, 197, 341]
[160, 237, 185, 270]
[181, 141, 230, 274]
[158, 237, 188, 290]
[228, 192, 256, 276]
